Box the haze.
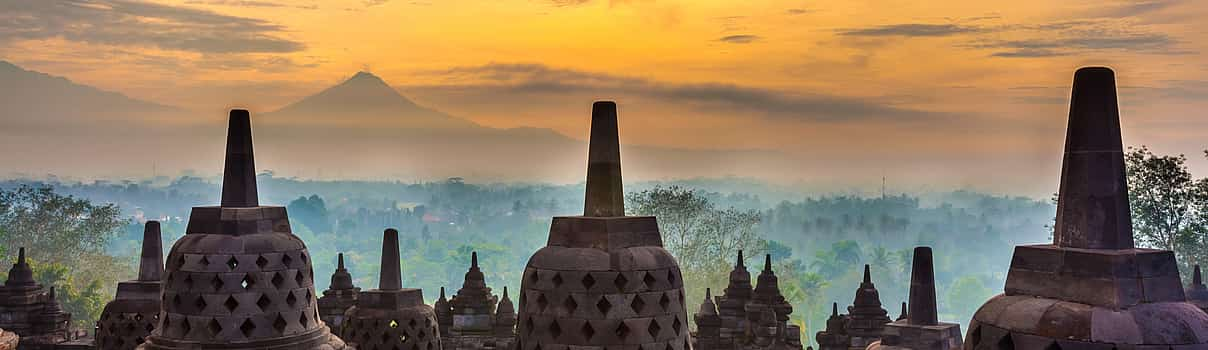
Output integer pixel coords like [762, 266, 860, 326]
[3, 0, 1208, 197]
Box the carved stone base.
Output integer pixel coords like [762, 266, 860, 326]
[875, 321, 961, 350]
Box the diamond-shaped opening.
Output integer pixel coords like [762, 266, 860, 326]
[548, 320, 561, 339]
[256, 295, 271, 311]
[631, 296, 646, 313]
[643, 272, 657, 289]
[301, 252, 308, 262]
[224, 296, 239, 312]
[418, 329, 426, 339]
[256, 255, 269, 269]
[536, 294, 549, 311]
[648, 320, 661, 338]
[299, 313, 309, 328]
[381, 332, 391, 344]
[172, 294, 182, 307]
[529, 271, 539, 284]
[183, 275, 194, 289]
[552, 273, 563, 287]
[286, 291, 298, 307]
[295, 270, 305, 286]
[615, 323, 630, 338]
[181, 318, 191, 335]
[240, 319, 255, 337]
[665, 343, 673, 350]
[409, 318, 417, 328]
[226, 256, 239, 270]
[672, 316, 682, 335]
[194, 296, 207, 311]
[998, 333, 1014, 349]
[969, 325, 982, 345]
[282, 254, 293, 268]
[524, 317, 535, 335]
[597, 297, 613, 314]
[390, 320, 399, 328]
[581, 322, 595, 340]
[241, 275, 253, 289]
[582, 274, 596, 289]
[199, 256, 209, 267]
[273, 314, 287, 333]
[211, 275, 225, 291]
[667, 270, 676, 284]
[208, 318, 222, 336]
[659, 293, 671, 310]
[614, 274, 628, 290]
[401, 333, 411, 343]
[272, 272, 285, 289]
[563, 295, 578, 312]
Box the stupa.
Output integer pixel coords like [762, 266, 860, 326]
[1186, 265, 1208, 313]
[515, 101, 691, 350]
[139, 110, 348, 349]
[339, 229, 441, 350]
[96, 221, 165, 349]
[317, 253, 360, 329]
[844, 265, 890, 348]
[0, 247, 72, 345]
[870, 247, 961, 350]
[963, 67, 1208, 348]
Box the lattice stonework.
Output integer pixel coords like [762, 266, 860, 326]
[340, 311, 442, 350]
[96, 310, 159, 349]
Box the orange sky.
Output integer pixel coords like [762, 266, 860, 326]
[2, 0, 1207, 194]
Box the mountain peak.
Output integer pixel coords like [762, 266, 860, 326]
[349, 71, 385, 83]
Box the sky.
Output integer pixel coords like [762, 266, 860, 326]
[2, 0, 1208, 196]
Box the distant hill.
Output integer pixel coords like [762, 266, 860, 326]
[0, 60, 177, 127]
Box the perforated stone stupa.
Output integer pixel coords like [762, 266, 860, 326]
[515, 101, 691, 350]
[97, 221, 165, 349]
[138, 110, 348, 350]
[964, 67, 1208, 348]
[339, 229, 441, 350]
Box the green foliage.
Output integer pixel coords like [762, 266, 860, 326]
[944, 275, 992, 324]
[288, 195, 332, 233]
[1124, 146, 1208, 273]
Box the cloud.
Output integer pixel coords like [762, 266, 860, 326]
[0, 0, 305, 53]
[974, 22, 1189, 57]
[719, 34, 760, 44]
[414, 63, 943, 123]
[183, 0, 319, 9]
[786, 8, 810, 15]
[1089, 0, 1181, 18]
[363, 0, 390, 7]
[837, 23, 981, 37]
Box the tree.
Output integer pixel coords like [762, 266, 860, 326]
[287, 195, 332, 233]
[627, 186, 766, 314]
[1125, 146, 1208, 266]
[0, 185, 126, 261]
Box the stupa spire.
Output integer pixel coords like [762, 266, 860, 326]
[379, 228, 402, 290]
[5, 247, 35, 287]
[1053, 67, 1133, 249]
[583, 101, 625, 217]
[220, 109, 259, 207]
[137, 221, 164, 282]
[907, 247, 938, 326]
[1197, 265, 1204, 286]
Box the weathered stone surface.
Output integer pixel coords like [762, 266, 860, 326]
[964, 68, 1208, 349]
[517, 101, 690, 350]
[0, 248, 73, 346]
[340, 229, 441, 350]
[317, 253, 359, 330]
[139, 110, 347, 350]
[97, 221, 166, 349]
[697, 252, 801, 350]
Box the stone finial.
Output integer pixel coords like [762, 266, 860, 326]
[472, 251, 479, 269]
[897, 302, 908, 321]
[220, 109, 259, 208]
[736, 250, 746, 269]
[1053, 67, 1134, 250]
[832, 302, 838, 317]
[379, 228, 402, 290]
[1196, 265, 1203, 286]
[763, 254, 773, 273]
[138, 221, 164, 282]
[699, 288, 718, 315]
[583, 101, 625, 217]
[5, 247, 35, 287]
[863, 264, 871, 284]
[907, 247, 938, 326]
[44, 286, 64, 314]
[330, 252, 355, 290]
[439, 286, 447, 301]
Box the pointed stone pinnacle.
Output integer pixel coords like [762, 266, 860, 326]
[863, 264, 871, 284]
[48, 286, 56, 301]
[17, 247, 25, 265]
[763, 254, 773, 272]
[5, 247, 34, 287]
[898, 302, 908, 321]
[220, 109, 259, 207]
[907, 246, 938, 326]
[338, 253, 345, 270]
[472, 251, 479, 269]
[137, 221, 164, 282]
[502, 286, 509, 299]
[378, 228, 402, 290]
[439, 286, 447, 300]
[832, 302, 838, 316]
[736, 250, 746, 269]
[1053, 67, 1133, 250]
[583, 101, 625, 217]
[1197, 265, 1204, 286]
